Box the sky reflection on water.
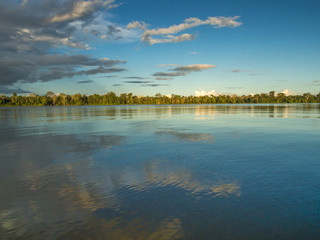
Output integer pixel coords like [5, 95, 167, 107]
[1, 104, 320, 239]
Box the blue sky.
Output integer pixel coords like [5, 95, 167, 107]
[0, 0, 319, 96]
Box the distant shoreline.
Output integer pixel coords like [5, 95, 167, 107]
[1, 92, 319, 106]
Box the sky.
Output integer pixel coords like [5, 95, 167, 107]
[0, 0, 319, 96]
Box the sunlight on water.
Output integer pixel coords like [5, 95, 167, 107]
[1, 104, 320, 239]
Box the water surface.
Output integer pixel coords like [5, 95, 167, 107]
[1, 104, 320, 239]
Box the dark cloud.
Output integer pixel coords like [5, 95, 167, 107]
[85, 16, 137, 42]
[77, 66, 125, 76]
[77, 80, 94, 84]
[90, 29, 100, 36]
[106, 75, 119, 78]
[38, 66, 125, 82]
[141, 84, 168, 87]
[33, 55, 125, 67]
[124, 81, 153, 84]
[0, 0, 98, 53]
[313, 80, 320, 85]
[123, 76, 147, 80]
[92, 24, 123, 40]
[0, 1, 124, 87]
[155, 77, 173, 80]
[152, 72, 187, 77]
[0, 86, 31, 94]
[153, 64, 215, 79]
[107, 25, 121, 36]
[0, 55, 126, 85]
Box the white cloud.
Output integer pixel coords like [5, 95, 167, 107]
[50, 0, 116, 23]
[144, 16, 241, 36]
[281, 89, 296, 96]
[195, 90, 217, 97]
[146, 33, 194, 45]
[16, 28, 90, 49]
[78, 14, 140, 43]
[127, 21, 148, 30]
[173, 64, 215, 71]
[127, 16, 242, 45]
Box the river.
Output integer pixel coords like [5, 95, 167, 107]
[1, 104, 320, 239]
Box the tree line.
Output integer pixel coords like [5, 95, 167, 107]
[1, 91, 320, 106]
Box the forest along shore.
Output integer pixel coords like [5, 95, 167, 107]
[1, 91, 320, 106]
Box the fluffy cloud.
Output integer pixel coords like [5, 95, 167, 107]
[128, 16, 242, 45]
[0, 1, 126, 87]
[144, 17, 241, 35]
[16, 28, 90, 50]
[0, 0, 109, 53]
[81, 14, 140, 42]
[281, 89, 296, 96]
[146, 33, 195, 45]
[127, 21, 148, 30]
[194, 90, 217, 97]
[49, 0, 117, 23]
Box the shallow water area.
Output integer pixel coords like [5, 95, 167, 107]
[1, 104, 320, 240]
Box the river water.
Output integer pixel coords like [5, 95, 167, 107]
[1, 104, 320, 239]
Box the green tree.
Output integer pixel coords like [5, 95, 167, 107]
[45, 91, 54, 98]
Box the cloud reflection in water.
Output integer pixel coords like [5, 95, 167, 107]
[156, 129, 214, 143]
[0, 130, 237, 239]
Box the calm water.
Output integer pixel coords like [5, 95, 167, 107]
[1, 104, 320, 240]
